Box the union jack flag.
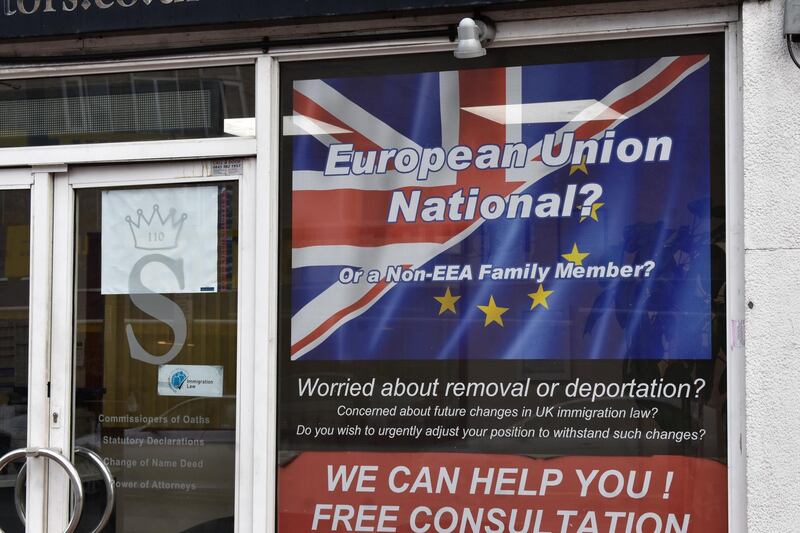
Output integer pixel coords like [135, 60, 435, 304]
[286, 53, 713, 361]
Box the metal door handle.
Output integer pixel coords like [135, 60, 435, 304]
[75, 446, 116, 533]
[0, 447, 84, 533]
[12, 446, 116, 533]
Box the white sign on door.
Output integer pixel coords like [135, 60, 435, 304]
[101, 186, 218, 295]
[158, 364, 224, 398]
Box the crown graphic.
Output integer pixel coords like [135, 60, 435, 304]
[125, 204, 188, 250]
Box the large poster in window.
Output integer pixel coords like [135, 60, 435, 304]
[278, 35, 727, 533]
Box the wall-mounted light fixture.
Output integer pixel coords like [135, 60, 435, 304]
[454, 17, 496, 59]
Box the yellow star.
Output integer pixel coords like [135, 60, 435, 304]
[579, 202, 605, 223]
[477, 296, 509, 327]
[569, 155, 589, 176]
[434, 287, 461, 315]
[562, 243, 590, 266]
[528, 284, 554, 310]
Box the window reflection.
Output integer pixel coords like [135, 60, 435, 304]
[74, 183, 238, 533]
[0, 66, 255, 147]
[0, 190, 30, 533]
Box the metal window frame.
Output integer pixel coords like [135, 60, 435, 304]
[260, 5, 745, 533]
[45, 159, 258, 532]
[0, 53, 260, 167]
[0, 52, 261, 533]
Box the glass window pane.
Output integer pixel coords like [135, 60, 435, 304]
[73, 183, 238, 533]
[277, 35, 728, 533]
[0, 190, 30, 533]
[0, 66, 254, 147]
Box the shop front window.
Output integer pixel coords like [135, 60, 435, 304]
[0, 65, 255, 147]
[0, 189, 29, 533]
[277, 34, 728, 532]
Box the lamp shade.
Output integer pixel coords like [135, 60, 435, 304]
[454, 18, 487, 59]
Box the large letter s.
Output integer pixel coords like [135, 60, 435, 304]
[125, 254, 188, 365]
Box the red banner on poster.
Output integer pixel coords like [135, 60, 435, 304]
[279, 452, 727, 533]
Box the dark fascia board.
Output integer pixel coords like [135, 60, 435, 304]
[0, 0, 642, 41]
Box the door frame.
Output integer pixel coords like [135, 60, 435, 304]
[45, 158, 258, 533]
[0, 168, 50, 533]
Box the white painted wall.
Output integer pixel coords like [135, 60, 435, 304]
[742, 1, 800, 531]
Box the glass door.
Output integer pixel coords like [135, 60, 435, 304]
[0, 180, 31, 533]
[47, 160, 255, 533]
[0, 168, 55, 533]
